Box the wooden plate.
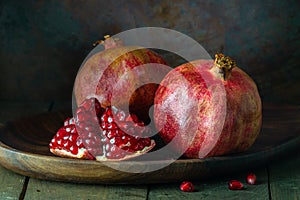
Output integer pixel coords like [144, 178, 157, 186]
[0, 104, 299, 184]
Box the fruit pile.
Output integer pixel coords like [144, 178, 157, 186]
[49, 35, 262, 161]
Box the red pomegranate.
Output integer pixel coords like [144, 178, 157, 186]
[74, 35, 168, 123]
[154, 54, 262, 158]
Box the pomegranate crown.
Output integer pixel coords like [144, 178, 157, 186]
[93, 35, 123, 49]
[214, 53, 236, 71]
[213, 53, 237, 80]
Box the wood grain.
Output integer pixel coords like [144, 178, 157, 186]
[25, 178, 148, 200]
[0, 166, 26, 199]
[269, 150, 300, 199]
[0, 101, 51, 121]
[0, 104, 299, 184]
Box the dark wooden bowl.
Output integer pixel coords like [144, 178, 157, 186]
[0, 104, 299, 184]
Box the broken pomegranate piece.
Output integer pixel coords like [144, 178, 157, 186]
[49, 124, 95, 160]
[100, 107, 152, 150]
[49, 97, 155, 161]
[96, 106, 155, 161]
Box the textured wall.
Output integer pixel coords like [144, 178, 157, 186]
[0, 0, 299, 104]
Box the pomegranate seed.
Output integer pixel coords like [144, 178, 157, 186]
[180, 181, 194, 192]
[246, 173, 257, 185]
[228, 180, 244, 190]
[64, 117, 75, 126]
[57, 139, 62, 145]
[70, 145, 78, 155]
[116, 110, 126, 121]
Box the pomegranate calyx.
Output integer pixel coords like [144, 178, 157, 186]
[212, 53, 236, 81]
[93, 35, 123, 49]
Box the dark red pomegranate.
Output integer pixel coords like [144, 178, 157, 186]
[49, 98, 155, 161]
[74, 35, 168, 123]
[154, 54, 262, 158]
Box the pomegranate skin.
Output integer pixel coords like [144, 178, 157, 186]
[154, 55, 262, 158]
[74, 36, 168, 122]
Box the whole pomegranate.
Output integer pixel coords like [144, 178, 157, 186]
[154, 54, 262, 158]
[74, 35, 168, 123]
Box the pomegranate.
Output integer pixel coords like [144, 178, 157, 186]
[49, 98, 155, 161]
[228, 180, 244, 190]
[180, 181, 195, 192]
[154, 53, 262, 158]
[74, 35, 168, 123]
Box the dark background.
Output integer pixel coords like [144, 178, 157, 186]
[0, 0, 299, 105]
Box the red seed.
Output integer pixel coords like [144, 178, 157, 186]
[70, 145, 78, 155]
[246, 173, 257, 185]
[228, 180, 244, 190]
[180, 181, 194, 192]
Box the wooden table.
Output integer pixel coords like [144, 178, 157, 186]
[0, 101, 299, 200]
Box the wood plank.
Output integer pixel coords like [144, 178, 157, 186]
[24, 177, 148, 200]
[0, 101, 52, 200]
[0, 166, 26, 199]
[148, 168, 269, 200]
[269, 149, 300, 199]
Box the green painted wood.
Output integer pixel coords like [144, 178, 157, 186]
[0, 166, 26, 200]
[24, 173, 148, 200]
[148, 168, 269, 200]
[269, 150, 300, 199]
